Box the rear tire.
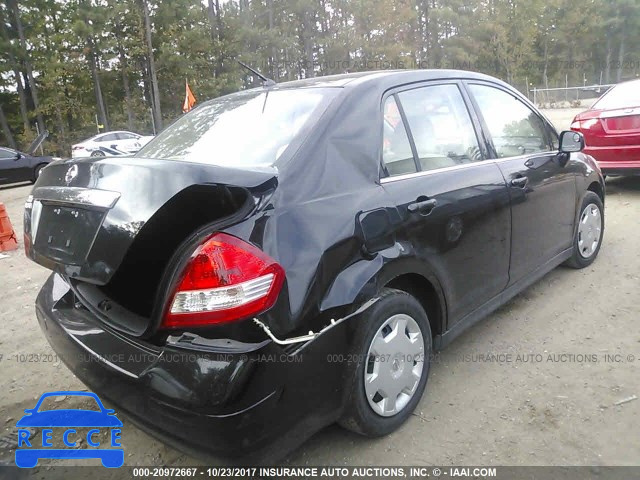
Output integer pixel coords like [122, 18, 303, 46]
[565, 191, 604, 269]
[339, 288, 432, 437]
[90, 150, 106, 157]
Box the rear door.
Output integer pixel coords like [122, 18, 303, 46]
[465, 82, 576, 285]
[380, 81, 511, 325]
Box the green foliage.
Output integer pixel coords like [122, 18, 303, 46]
[0, 0, 639, 156]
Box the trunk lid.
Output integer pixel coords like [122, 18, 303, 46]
[25, 155, 276, 289]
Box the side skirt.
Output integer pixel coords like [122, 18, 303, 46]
[434, 247, 573, 350]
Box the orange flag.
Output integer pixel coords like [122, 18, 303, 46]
[183, 79, 196, 113]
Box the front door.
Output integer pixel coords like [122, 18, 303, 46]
[0, 148, 22, 183]
[380, 83, 511, 325]
[466, 83, 577, 284]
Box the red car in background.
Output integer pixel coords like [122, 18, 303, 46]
[571, 79, 640, 175]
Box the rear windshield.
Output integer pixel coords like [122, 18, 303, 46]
[136, 88, 339, 167]
[592, 81, 640, 110]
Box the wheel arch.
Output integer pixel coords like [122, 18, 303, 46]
[587, 181, 604, 206]
[384, 272, 445, 341]
[320, 255, 448, 344]
[32, 162, 49, 182]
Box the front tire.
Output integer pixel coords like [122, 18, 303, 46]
[339, 288, 432, 437]
[565, 191, 604, 268]
[32, 163, 46, 183]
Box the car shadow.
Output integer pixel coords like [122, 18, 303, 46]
[0, 181, 32, 191]
[605, 176, 640, 196]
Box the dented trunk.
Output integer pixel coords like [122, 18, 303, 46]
[25, 156, 277, 333]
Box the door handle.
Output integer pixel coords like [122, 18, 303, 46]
[511, 177, 528, 188]
[407, 198, 437, 214]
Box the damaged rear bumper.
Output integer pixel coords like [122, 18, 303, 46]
[35, 273, 353, 462]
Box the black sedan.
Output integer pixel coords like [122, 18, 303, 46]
[0, 146, 56, 185]
[25, 70, 605, 463]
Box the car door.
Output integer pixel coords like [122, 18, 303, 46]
[0, 148, 15, 183]
[0, 147, 29, 183]
[380, 82, 512, 325]
[116, 132, 142, 153]
[96, 133, 121, 155]
[465, 82, 577, 285]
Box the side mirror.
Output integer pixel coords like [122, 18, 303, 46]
[559, 131, 585, 153]
[13, 152, 24, 161]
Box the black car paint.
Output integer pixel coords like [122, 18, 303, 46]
[26, 70, 605, 462]
[0, 147, 53, 185]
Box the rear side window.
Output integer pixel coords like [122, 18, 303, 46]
[137, 88, 339, 167]
[469, 84, 550, 158]
[382, 96, 417, 176]
[397, 84, 482, 171]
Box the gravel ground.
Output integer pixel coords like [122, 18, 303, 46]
[0, 149, 638, 477]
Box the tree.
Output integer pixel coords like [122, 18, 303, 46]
[0, 0, 639, 156]
[7, 0, 45, 133]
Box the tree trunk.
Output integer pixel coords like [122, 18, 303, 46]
[542, 37, 549, 91]
[303, 11, 315, 78]
[207, 0, 224, 77]
[141, 0, 163, 130]
[616, 25, 625, 83]
[604, 33, 612, 85]
[116, 37, 135, 131]
[0, 11, 30, 133]
[14, 70, 31, 133]
[266, 0, 278, 79]
[87, 35, 109, 131]
[207, 0, 216, 43]
[9, 0, 45, 133]
[0, 104, 17, 150]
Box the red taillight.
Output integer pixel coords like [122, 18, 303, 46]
[72, 145, 84, 151]
[570, 119, 581, 130]
[162, 233, 285, 328]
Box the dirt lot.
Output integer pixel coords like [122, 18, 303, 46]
[0, 135, 639, 475]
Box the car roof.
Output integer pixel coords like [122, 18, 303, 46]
[271, 69, 503, 90]
[89, 130, 137, 140]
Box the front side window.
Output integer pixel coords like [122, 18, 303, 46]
[117, 133, 137, 140]
[99, 133, 118, 142]
[397, 84, 482, 171]
[137, 88, 339, 167]
[382, 96, 416, 176]
[469, 84, 550, 158]
[0, 148, 15, 159]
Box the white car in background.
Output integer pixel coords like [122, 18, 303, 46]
[71, 131, 154, 158]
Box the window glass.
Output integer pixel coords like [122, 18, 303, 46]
[382, 96, 416, 176]
[99, 133, 118, 142]
[469, 84, 550, 158]
[0, 148, 16, 159]
[592, 80, 640, 110]
[397, 84, 482, 171]
[136, 88, 339, 167]
[117, 132, 136, 140]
